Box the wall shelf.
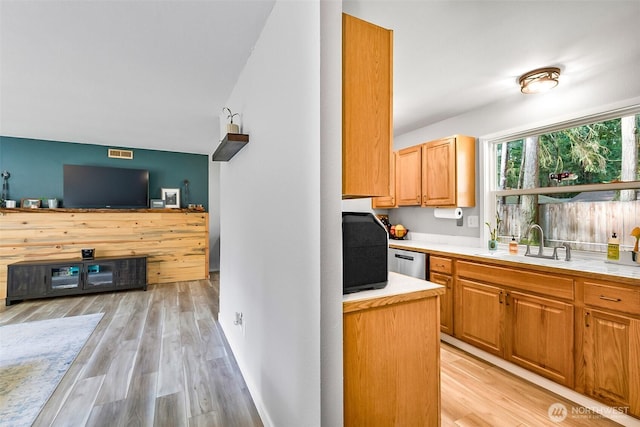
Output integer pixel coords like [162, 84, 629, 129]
[212, 133, 250, 161]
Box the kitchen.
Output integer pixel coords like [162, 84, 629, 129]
[341, 1, 640, 426]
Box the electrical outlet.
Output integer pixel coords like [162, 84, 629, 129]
[234, 311, 243, 326]
[468, 216, 479, 228]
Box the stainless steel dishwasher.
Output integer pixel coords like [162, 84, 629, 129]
[388, 248, 428, 280]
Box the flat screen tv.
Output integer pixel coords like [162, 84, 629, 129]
[63, 164, 149, 209]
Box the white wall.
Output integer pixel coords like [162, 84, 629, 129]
[217, 1, 342, 426]
[208, 158, 220, 271]
[319, 1, 344, 426]
[390, 57, 640, 242]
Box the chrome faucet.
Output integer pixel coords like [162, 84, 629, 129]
[524, 223, 547, 257]
[525, 223, 571, 261]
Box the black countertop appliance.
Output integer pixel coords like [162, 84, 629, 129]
[342, 212, 388, 294]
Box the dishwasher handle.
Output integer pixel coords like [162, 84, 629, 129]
[394, 253, 415, 261]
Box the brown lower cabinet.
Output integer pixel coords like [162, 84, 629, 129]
[578, 278, 640, 416]
[385, 250, 640, 419]
[343, 287, 442, 426]
[455, 261, 574, 388]
[430, 255, 454, 334]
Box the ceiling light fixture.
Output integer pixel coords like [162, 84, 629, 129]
[519, 67, 561, 94]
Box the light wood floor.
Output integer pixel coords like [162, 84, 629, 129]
[0, 273, 262, 427]
[0, 276, 624, 426]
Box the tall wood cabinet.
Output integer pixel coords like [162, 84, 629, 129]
[422, 135, 475, 207]
[342, 13, 393, 198]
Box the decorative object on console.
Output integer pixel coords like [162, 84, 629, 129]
[4, 200, 16, 208]
[21, 198, 41, 208]
[81, 248, 95, 260]
[1, 170, 10, 203]
[150, 198, 165, 209]
[183, 179, 190, 208]
[47, 198, 58, 208]
[161, 188, 180, 208]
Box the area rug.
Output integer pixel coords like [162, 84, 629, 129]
[0, 313, 104, 427]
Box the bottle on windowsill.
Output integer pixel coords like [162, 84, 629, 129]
[607, 232, 620, 261]
[509, 235, 518, 255]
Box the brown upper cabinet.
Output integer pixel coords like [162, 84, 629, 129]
[422, 135, 476, 207]
[394, 135, 476, 207]
[396, 145, 423, 206]
[342, 14, 393, 198]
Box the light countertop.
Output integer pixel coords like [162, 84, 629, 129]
[343, 271, 445, 313]
[389, 239, 640, 283]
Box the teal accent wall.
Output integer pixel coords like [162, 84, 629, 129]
[0, 136, 208, 209]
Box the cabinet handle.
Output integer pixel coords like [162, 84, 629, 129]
[585, 311, 590, 327]
[599, 295, 622, 302]
[499, 291, 504, 304]
[505, 292, 510, 306]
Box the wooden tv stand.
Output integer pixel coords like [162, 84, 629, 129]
[6, 255, 147, 305]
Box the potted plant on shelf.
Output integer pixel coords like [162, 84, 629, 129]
[485, 211, 502, 251]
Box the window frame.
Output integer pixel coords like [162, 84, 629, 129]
[480, 104, 640, 244]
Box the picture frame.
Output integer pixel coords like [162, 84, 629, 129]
[150, 199, 165, 209]
[21, 198, 41, 208]
[161, 188, 180, 208]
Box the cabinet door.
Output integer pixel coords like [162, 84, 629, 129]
[113, 258, 147, 289]
[342, 13, 392, 198]
[344, 296, 440, 426]
[396, 145, 422, 206]
[506, 291, 574, 387]
[372, 151, 397, 209]
[422, 137, 455, 206]
[584, 309, 640, 415]
[430, 272, 453, 335]
[456, 278, 504, 356]
[83, 261, 116, 290]
[46, 263, 83, 295]
[7, 264, 47, 300]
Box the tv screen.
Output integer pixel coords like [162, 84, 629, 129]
[63, 164, 149, 209]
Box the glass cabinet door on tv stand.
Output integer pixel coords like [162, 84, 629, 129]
[48, 263, 83, 295]
[83, 261, 116, 290]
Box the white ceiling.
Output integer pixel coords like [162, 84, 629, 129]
[1, 1, 639, 155]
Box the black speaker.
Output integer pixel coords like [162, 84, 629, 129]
[342, 212, 388, 294]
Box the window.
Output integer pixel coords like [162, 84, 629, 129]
[487, 108, 640, 253]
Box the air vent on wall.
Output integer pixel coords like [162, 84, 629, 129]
[108, 148, 134, 160]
